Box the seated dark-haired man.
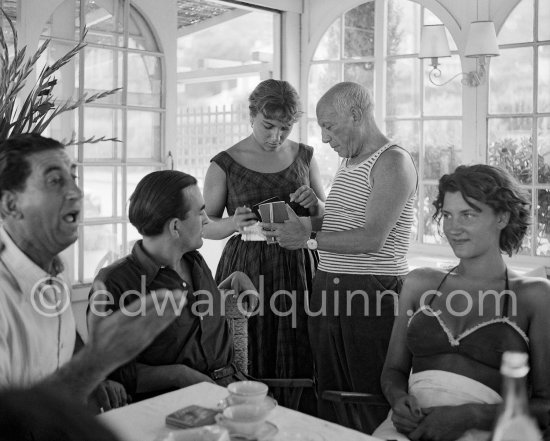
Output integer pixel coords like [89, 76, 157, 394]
[89, 170, 256, 400]
[0, 134, 184, 412]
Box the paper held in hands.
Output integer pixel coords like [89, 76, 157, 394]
[241, 201, 288, 242]
[258, 201, 288, 223]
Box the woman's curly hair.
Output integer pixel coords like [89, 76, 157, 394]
[432, 164, 531, 256]
[248, 79, 302, 124]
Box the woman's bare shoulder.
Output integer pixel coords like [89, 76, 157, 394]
[403, 267, 450, 299]
[226, 137, 251, 154]
[512, 274, 550, 300]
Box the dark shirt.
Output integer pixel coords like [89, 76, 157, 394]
[88, 241, 234, 395]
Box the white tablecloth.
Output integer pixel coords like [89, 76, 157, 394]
[97, 382, 383, 441]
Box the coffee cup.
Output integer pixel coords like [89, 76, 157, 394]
[214, 402, 271, 437]
[222, 381, 268, 406]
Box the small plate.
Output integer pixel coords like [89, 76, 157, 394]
[217, 396, 277, 410]
[221, 421, 278, 441]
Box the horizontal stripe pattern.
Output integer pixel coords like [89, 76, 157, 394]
[319, 143, 415, 276]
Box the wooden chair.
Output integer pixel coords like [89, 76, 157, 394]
[321, 390, 390, 434]
[225, 295, 314, 410]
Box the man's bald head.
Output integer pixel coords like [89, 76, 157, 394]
[317, 82, 374, 118]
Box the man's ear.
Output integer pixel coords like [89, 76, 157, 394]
[0, 191, 22, 219]
[496, 211, 511, 230]
[168, 218, 180, 238]
[349, 106, 363, 124]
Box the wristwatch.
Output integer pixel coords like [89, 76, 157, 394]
[306, 231, 318, 250]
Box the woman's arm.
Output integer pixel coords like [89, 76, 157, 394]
[202, 162, 257, 240]
[307, 155, 326, 217]
[380, 270, 425, 434]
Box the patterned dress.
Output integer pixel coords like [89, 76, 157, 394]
[212, 144, 318, 383]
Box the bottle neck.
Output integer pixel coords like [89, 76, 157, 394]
[500, 374, 529, 417]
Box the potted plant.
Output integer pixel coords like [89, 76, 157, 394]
[0, 7, 119, 143]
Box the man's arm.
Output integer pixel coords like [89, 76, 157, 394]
[315, 148, 416, 254]
[41, 288, 185, 404]
[265, 148, 417, 253]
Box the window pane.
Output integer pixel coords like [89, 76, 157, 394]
[520, 189, 533, 255]
[127, 111, 161, 160]
[84, 47, 123, 104]
[313, 18, 341, 60]
[538, 45, 550, 113]
[126, 223, 141, 251]
[83, 223, 123, 281]
[83, 166, 120, 218]
[422, 6, 456, 51]
[344, 62, 374, 90]
[344, 2, 375, 58]
[423, 8, 441, 25]
[386, 120, 420, 169]
[127, 166, 159, 202]
[37, 40, 80, 101]
[498, 0, 533, 45]
[540, 0, 550, 41]
[387, 58, 420, 116]
[387, 0, 420, 55]
[42, 0, 79, 39]
[538, 117, 550, 184]
[422, 184, 446, 244]
[308, 120, 338, 192]
[127, 54, 162, 107]
[424, 56, 462, 116]
[423, 120, 462, 179]
[308, 63, 340, 115]
[489, 48, 533, 114]
[83, 0, 123, 46]
[536, 189, 550, 256]
[129, 5, 159, 52]
[488, 117, 533, 184]
[82, 107, 122, 159]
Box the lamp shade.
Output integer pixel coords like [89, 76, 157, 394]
[419, 24, 451, 59]
[464, 21, 500, 57]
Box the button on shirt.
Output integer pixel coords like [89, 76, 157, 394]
[0, 226, 76, 388]
[89, 241, 234, 395]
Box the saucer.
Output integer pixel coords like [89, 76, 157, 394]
[217, 395, 277, 410]
[220, 421, 278, 441]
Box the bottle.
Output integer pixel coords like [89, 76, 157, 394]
[490, 351, 542, 441]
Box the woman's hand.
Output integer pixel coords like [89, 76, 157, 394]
[290, 185, 319, 209]
[391, 394, 424, 435]
[232, 206, 258, 233]
[408, 404, 474, 441]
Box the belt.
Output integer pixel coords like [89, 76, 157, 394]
[209, 364, 236, 381]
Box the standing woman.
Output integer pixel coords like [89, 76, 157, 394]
[374, 164, 550, 441]
[202, 79, 325, 404]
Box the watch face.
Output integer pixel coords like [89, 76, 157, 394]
[307, 238, 318, 250]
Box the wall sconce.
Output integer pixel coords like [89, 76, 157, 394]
[419, 21, 499, 87]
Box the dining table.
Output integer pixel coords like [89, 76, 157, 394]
[97, 381, 384, 441]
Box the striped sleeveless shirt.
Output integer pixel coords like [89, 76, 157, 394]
[318, 142, 415, 276]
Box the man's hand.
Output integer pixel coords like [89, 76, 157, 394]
[86, 284, 186, 373]
[88, 379, 128, 413]
[408, 405, 473, 441]
[290, 185, 319, 209]
[218, 271, 259, 312]
[262, 205, 309, 250]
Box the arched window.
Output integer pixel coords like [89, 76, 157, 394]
[307, 0, 462, 245]
[488, 0, 550, 257]
[42, 0, 165, 282]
